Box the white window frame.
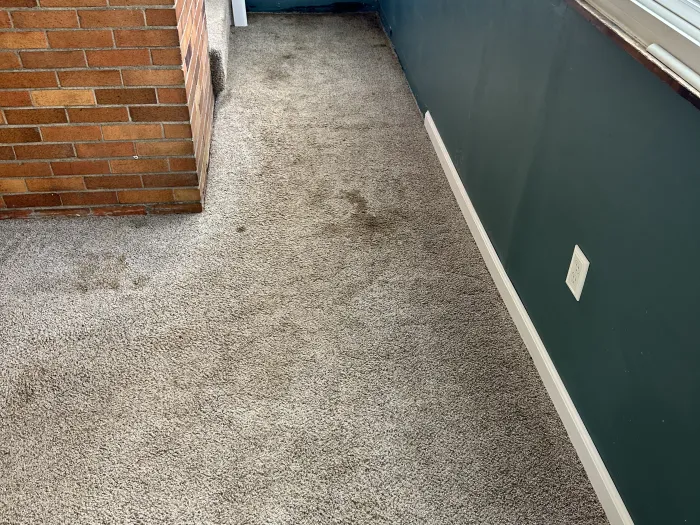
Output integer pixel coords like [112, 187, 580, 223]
[587, 0, 700, 90]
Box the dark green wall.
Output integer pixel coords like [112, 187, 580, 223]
[379, 0, 700, 523]
[247, 0, 377, 12]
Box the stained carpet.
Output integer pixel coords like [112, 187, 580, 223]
[0, 14, 607, 525]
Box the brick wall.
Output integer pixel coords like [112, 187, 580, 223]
[176, 0, 213, 199]
[0, 0, 214, 219]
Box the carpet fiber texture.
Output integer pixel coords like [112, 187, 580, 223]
[0, 14, 607, 525]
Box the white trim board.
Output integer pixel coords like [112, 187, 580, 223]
[231, 0, 247, 26]
[424, 111, 634, 525]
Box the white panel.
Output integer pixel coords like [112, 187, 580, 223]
[232, 0, 247, 27]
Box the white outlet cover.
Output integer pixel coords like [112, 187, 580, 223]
[565, 245, 590, 301]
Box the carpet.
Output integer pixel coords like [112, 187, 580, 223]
[0, 14, 607, 525]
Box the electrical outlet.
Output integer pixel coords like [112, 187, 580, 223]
[565, 245, 590, 301]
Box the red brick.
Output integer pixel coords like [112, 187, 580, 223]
[68, 107, 129, 123]
[95, 88, 156, 105]
[5, 108, 67, 124]
[0, 11, 9, 28]
[142, 172, 196, 187]
[0, 209, 34, 219]
[110, 158, 167, 173]
[48, 30, 113, 49]
[15, 143, 75, 160]
[0, 52, 21, 69]
[0, 162, 52, 177]
[91, 204, 145, 215]
[4, 192, 61, 208]
[32, 89, 95, 106]
[86, 49, 151, 67]
[114, 29, 178, 47]
[0, 0, 37, 6]
[0, 31, 47, 49]
[61, 191, 118, 205]
[157, 87, 186, 104]
[41, 0, 105, 5]
[117, 188, 172, 203]
[1, 91, 32, 107]
[0, 147, 15, 160]
[122, 68, 183, 86]
[12, 10, 79, 28]
[85, 174, 142, 189]
[136, 140, 192, 156]
[163, 123, 191, 138]
[0, 71, 57, 89]
[33, 207, 90, 217]
[151, 48, 181, 65]
[59, 70, 122, 87]
[51, 159, 109, 175]
[109, 0, 172, 5]
[25, 176, 84, 191]
[0, 178, 27, 192]
[40, 125, 101, 142]
[102, 124, 161, 140]
[151, 201, 201, 213]
[130, 105, 189, 122]
[21, 50, 86, 69]
[145, 8, 176, 25]
[0, 127, 41, 143]
[78, 9, 144, 27]
[169, 157, 195, 171]
[75, 142, 134, 158]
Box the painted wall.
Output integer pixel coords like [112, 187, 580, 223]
[248, 0, 377, 12]
[379, 0, 700, 523]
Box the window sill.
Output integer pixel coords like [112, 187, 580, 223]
[568, 0, 700, 110]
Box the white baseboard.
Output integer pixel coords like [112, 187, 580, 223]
[424, 111, 634, 525]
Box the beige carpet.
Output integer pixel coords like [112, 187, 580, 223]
[0, 13, 607, 525]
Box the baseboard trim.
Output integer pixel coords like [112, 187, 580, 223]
[424, 111, 634, 525]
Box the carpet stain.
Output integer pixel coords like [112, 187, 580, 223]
[266, 68, 291, 82]
[75, 253, 128, 292]
[7, 372, 37, 407]
[342, 189, 368, 214]
[320, 190, 401, 240]
[129, 217, 148, 229]
[132, 274, 150, 288]
[343, 190, 390, 232]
